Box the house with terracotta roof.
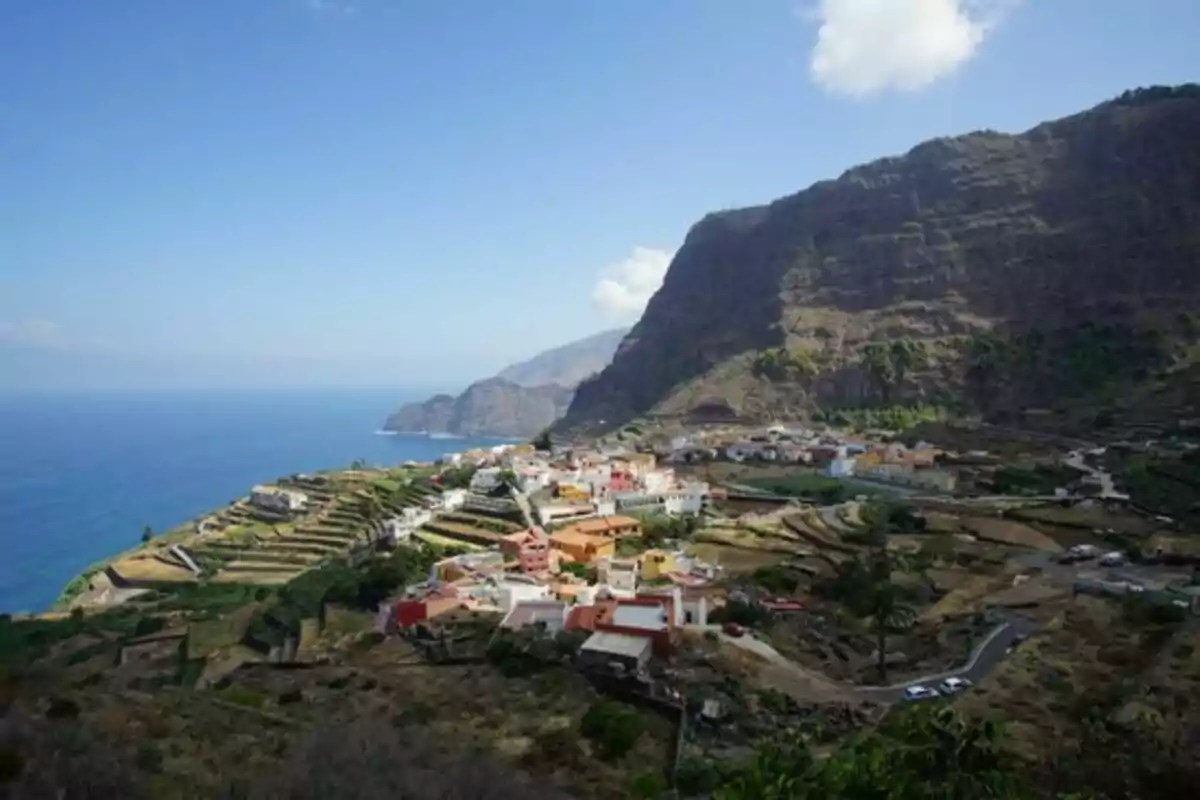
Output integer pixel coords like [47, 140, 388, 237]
[549, 529, 615, 565]
[560, 515, 642, 540]
[499, 528, 551, 575]
[585, 595, 678, 660]
[392, 584, 461, 628]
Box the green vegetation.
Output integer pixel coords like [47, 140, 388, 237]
[815, 403, 948, 432]
[744, 474, 854, 505]
[990, 464, 1079, 495]
[865, 533, 916, 683]
[860, 339, 927, 403]
[637, 512, 700, 544]
[579, 700, 644, 761]
[712, 705, 1025, 799]
[1123, 451, 1200, 524]
[559, 562, 589, 579]
[531, 428, 553, 451]
[750, 565, 801, 595]
[440, 465, 478, 490]
[0, 608, 146, 670]
[859, 500, 926, 532]
[962, 323, 1173, 410]
[753, 346, 818, 382]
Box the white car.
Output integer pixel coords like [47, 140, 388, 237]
[939, 677, 973, 694]
[903, 685, 940, 702]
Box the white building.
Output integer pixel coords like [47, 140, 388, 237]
[383, 507, 432, 545]
[496, 580, 552, 612]
[535, 501, 595, 528]
[470, 467, 503, 493]
[441, 452, 463, 466]
[425, 488, 468, 512]
[499, 599, 569, 632]
[516, 467, 551, 494]
[597, 557, 639, 596]
[643, 468, 676, 493]
[250, 486, 308, 513]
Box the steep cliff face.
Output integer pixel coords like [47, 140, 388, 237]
[495, 327, 628, 387]
[383, 327, 628, 437]
[562, 86, 1200, 432]
[383, 378, 572, 438]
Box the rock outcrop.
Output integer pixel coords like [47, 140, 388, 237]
[383, 328, 628, 437]
[383, 378, 572, 438]
[560, 86, 1200, 433]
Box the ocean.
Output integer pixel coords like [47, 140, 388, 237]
[0, 390, 507, 613]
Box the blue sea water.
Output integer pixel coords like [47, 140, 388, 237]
[0, 390, 505, 613]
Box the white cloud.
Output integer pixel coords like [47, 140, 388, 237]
[591, 247, 675, 319]
[806, 0, 1016, 97]
[0, 318, 68, 350]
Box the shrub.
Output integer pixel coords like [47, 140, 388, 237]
[628, 770, 667, 798]
[134, 742, 163, 773]
[751, 566, 800, 595]
[676, 756, 721, 797]
[133, 616, 166, 638]
[579, 700, 644, 761]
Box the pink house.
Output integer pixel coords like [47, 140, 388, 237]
[501, 528, 551, 575]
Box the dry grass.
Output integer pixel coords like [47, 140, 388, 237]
[685, 541, 793, 573]
[961, 517, 1063, 552]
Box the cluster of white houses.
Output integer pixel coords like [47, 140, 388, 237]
[377, 443, 728, 672]
[664, 425, 957, 493]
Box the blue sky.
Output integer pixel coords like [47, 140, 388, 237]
[1, 0, 1196, 392]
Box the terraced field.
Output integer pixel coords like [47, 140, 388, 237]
[420, 520, 505, 547]
[190, 476, 438, 586]
[437, 511, 522, 534]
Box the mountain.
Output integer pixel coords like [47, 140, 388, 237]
[560, 86, 1200, 435]
[495, 327, 628, 387]
[383, 378, 573, 438]
[383, 328, 628, 437]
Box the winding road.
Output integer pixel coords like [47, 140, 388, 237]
[705, 611, 1038, 704]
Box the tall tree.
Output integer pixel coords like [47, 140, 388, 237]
[867, 520, 915, 683]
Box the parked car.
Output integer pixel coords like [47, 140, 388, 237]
[1100, 551, 1126, 567]
[722, 622, 745, 638]
[939, 677, 972, 694]
[903, 685, 940, 702]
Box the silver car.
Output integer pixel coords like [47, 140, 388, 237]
[939, 676, 972, 694]
[903, 685, 940, 701]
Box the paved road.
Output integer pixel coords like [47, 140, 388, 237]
[1064, 449, 1128, 500]
[702, 611, 1038, 704]
[855, 613, 1038, 702]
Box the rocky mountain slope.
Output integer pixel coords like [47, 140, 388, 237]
[496, 327, 628, 387]
[560, 86, 1200, 434]
[382, 378, 573, 438]
[383, 328, 628, 437]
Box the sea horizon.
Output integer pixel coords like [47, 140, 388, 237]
[0, 387, 510, 614]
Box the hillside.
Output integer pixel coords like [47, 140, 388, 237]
[382, 378, 572, 438]
[384, 328, 627, 437]
[496, 327, 628, 387]
[560, 86, 1200, 435]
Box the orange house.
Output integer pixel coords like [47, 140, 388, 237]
[560, 515, 642, 540]
[549, 530, 615, 564]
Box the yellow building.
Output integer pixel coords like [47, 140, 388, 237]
[640, 549, 677, 581]
[549, 530, 615, 564]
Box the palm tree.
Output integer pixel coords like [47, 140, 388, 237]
[868, 522, 915, 684]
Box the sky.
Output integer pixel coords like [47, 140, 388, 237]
[1, 0, 1196, 393]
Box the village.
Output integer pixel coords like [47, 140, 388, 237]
[6, 416, 1200, 796]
